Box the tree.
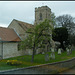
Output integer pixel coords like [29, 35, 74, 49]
[68, 34, 75, 46]
[52, 27, 68, 51]
[20, 19, 53, 62]
[56, 14, 75, 34]
[51, 12, 56, 27]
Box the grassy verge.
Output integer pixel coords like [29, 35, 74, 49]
[0, 50, 75, 71]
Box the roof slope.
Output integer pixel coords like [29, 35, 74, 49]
[0, 27, 21, 41]
[14, 19, 34, 31]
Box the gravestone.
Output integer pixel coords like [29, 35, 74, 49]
[66, 48, 70, 55]
[50, 48, 55, 59]
[69, 49, 72, 54]
[68, 45, 72, 54]
[58, 48, 61, 55]
[45, 54, 49, 61]
[50, 53, 55, 59]
[51, 48, 55, 53]
[42, 52, 45, 54]
[50, 53, 53, 58]
[52, 53, 55, 59]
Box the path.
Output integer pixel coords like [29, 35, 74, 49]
[0, 65, 61, 74]
[0, 65, 75, 74]
[59, 66, 75, 74]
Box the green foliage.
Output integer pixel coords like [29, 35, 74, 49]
[20, 34, 34, 50]
[20, 19, 53, 50]
[34, 19, 53, 46]
[52, 27, 68, 42]
[55, 14, 75, 35]
[52, 27, 68, 50]
[68, 35, 75, 45]
[19, 19, 55, 62]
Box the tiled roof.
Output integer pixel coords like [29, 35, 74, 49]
[0, 27, 21, 41]
[14, 19, 34, 31]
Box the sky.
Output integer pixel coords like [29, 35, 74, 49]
[0, 1, 75, 27]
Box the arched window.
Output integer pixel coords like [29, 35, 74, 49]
[39, 13, 42, 20]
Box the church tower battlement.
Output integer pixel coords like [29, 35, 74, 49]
[35, 6, 51, 25]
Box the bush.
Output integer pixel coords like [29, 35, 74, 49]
[6, 60, 22, 66]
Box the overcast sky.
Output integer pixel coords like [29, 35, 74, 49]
[0, 1, 75, 27]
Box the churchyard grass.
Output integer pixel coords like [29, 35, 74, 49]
[0, 50, 75, 71]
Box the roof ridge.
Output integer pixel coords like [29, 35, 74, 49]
[13, 19, 33, 25]
[0, 26, 14, 30]
[13, 19, 33, 32]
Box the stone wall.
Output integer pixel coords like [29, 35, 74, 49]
[21, 57, 75, 74]
[3, 42, 25, 59]
[28, 57, 75, 73]
[2, 42, 33, 59]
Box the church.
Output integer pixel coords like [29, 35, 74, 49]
[0, 6, 54, 59]
[8, 6, 52, 40]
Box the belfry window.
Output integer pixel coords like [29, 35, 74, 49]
[39, 13, 42, 20]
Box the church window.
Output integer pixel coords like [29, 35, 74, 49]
[18, 43, 20, 51]
[39, 13, 42, 20]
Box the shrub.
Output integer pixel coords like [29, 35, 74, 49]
[6, 60, 22, 66]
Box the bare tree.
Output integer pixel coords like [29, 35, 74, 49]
[56, 14, 75, 34]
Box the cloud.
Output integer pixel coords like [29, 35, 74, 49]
[0, 1, 75, 27]
[0, 23, 8, 27]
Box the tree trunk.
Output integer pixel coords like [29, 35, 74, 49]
[31, 44, 35, 63]
[61, 41, 66, 51]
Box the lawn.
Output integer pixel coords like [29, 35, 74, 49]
[0, 50, 75, 71]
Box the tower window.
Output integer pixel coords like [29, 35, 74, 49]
[39, 13, 42, 20]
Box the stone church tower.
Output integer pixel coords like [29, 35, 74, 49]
[34, 6, 54, 38]
[34, 6, 55, 51]
[35, 6, 51, 25]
